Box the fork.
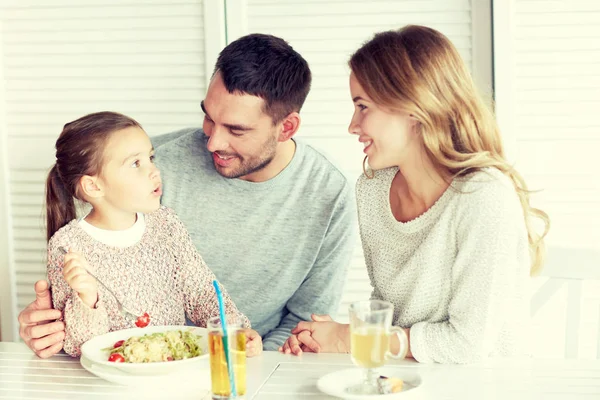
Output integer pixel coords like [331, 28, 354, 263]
[57, 246, 141, 323]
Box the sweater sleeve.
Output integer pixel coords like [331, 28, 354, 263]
[47, 241, 110, 357]
[409, 179, 528, 364]
[262, 183, 358, 350]
[165, 209, 250, 329]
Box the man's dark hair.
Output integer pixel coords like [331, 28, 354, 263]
[214, 33, 311, 124]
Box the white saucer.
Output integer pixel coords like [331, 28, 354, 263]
[317, 367, 422, 399]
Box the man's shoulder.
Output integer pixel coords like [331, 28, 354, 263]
[151, 127, 203, 150]
[296, 140, 351, 192]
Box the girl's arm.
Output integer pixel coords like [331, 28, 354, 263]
[164, 209, 250, 329]
[47, 242, 110, 357]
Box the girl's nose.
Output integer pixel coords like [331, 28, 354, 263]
[150, 164, 160, 179]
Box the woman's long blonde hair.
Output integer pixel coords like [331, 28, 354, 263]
[349, 25, 550, 275]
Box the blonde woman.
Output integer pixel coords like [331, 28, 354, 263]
[280, 25, 549, 363]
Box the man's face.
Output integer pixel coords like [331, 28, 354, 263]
[202, 73, 280, 181]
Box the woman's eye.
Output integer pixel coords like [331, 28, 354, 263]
[358, 104, 367, 111]
[150, 155, 155, 163]
[131, 160, 140, 168]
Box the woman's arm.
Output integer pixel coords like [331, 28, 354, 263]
[409, 180, 529, 363]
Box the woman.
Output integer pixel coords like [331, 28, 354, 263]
[280, 25, 549, 363]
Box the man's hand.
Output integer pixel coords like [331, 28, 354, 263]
[279, 314, 351, 355]
[18, 280, 65, 358]
[243, 328, 263, 357]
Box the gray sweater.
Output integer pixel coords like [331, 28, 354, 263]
[152, 128, 357, 350]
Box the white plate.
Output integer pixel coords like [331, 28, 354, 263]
[317, 367, 422, 399]
[80, 325, 209, 376]
[80, 354, 211, 392]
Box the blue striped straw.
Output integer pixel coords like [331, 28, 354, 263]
[212, 280, 236, 397]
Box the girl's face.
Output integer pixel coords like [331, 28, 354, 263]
[95, 126, 162, 215]
[347, 72, 420, 170]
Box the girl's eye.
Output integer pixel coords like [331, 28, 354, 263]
[150, 155, 155, 163]
[131, 160, 140, 168]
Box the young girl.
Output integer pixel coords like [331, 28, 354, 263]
[281, 25, 550, 363]
[45, 111, 261, 357]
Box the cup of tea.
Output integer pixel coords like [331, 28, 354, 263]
[348, 300, 408, 394]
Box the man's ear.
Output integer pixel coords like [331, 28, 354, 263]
[278, 112, 301, 142]
[79, 175, 103, 199]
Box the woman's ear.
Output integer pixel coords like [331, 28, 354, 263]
[278, 112, 301, 142]
[79, 175, 103, 199]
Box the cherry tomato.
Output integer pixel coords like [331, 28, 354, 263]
[108, 353, 125, 363]
[113, 340, 124, 348]
[135, 312, 150, 328]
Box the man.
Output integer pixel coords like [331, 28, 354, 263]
[18, 33, 357, 356]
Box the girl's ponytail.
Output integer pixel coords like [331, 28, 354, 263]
[45, 164, 76, 241]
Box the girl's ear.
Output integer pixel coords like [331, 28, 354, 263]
[80, 175, 103, 199]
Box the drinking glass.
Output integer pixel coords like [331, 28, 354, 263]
[347, 300, 408, 395]
[208, 315, 247, 399]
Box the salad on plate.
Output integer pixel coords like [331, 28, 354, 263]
[105, 330, 204, 363]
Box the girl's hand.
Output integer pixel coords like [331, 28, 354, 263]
[62, 250, 98, 309]
[243, 329, 263, 357]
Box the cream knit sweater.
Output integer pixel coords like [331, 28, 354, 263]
[356, 167, 531, 363]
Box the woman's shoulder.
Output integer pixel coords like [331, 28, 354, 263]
[452, 167, 523, 219]
[356, 167, 397, 196]
[455, 168, 517, 198]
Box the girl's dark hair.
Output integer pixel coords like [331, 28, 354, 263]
[45, 111, 142, 241]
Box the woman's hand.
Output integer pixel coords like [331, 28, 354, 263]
[279, 314, 351, 356]
[243, 329, 263, 357]
[62, 250, 98, 309]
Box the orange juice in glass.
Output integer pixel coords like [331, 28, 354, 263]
[208, 315, 246, 399]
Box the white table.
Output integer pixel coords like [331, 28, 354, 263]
[1, 342, 600, 399]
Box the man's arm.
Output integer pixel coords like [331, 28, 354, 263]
[262, 183, 358, 350]
[18, 280, 65, 358]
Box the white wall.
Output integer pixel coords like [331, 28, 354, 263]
[0, 0, 214, 341]
[495, 0, 600, 358]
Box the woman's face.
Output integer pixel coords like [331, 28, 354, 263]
[347, 72, 420, 170]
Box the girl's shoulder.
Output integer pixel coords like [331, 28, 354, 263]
[47, 219, 85, 252]
[144, 206, 186, 231]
